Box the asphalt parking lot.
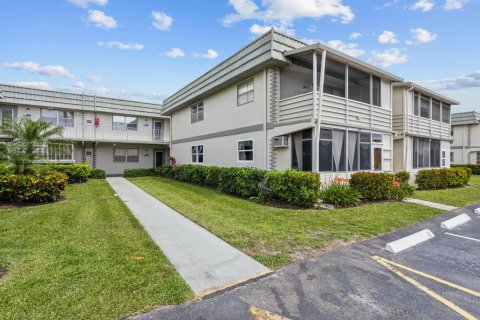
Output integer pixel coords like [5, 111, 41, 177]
[133, 203, 480, 320]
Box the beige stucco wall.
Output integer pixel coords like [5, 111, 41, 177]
[171, 131, 265, 169]
[170, 72, 266, 142]
[451, 123, 480, 164]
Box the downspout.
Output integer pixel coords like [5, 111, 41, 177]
[263, 68, 268, 170]
[314, 49, 327, 173]
[404, 85, 414, 170]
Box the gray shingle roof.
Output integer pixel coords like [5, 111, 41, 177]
[451, 111, 480, 126]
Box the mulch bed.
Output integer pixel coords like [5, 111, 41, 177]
[0, 195, 67, 209]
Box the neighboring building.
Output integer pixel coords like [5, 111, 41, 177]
[0, 84, 169, 175]
[0, 29, 459, 178]
[392, 82, 458, 178]
[451, 111, 480, 165]
[162, 29, 457, 180]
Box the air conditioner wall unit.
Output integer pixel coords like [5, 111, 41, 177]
[273, 136, 289, 148]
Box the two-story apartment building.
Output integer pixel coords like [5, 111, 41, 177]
[162, 29, 458, 180]
[0, 84, 170, 175]
[451, 111, 480, 165]
[392, 83, 458, 177]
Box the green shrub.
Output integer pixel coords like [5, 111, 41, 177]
[451, 164, 480, 175]
[416, 168, 470, 190]
[205, 166, 223, 187]
[39, 164, 91, 183]
[175, 165, 208, 185]
[391, 182, 414, 200]
[264, 169, 320, 207]
[394, 171, 410, 184]
[350, 172, 394, 201]
[320, 181, 360, 208]
[124, 168, 155, 178]
[89, 168, 106, 179]
[218, 167, 265, 198]
[159, 164, 175, 178]
[0, 171, 67, 203]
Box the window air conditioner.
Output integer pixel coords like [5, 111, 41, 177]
[273, 136, 288, 148]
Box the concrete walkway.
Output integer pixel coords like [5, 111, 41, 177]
[107, 177, 270, 295]
[404, 197, 457, 211]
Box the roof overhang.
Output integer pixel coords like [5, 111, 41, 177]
[393, 82, 460, 105]
[284, 43, 404, 82]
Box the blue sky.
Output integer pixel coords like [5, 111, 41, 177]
[0, 0, 478, 112]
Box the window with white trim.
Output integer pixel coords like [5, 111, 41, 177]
[113, 147, 139, 162]
[441, 150, 446, 167]
[41, 109, 74, 127]
[0, 106, 14, 126]
[191, 145, 204, 163]
[112, 115, 138, 131]
[237, 79, 254, 105]
[442, 104, 450, 123]
[450, 151, 454, 163]
[238, 140, 254, 162]
[191, 102, 204, 123]
[413, 138, 440, 168]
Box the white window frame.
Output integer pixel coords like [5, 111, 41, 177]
[191, 144, 204, 164]
[237, 139, 254, 163]
[0, 106, 14, 126]
[40, 109, 74, 127]
[191, 102, 204, 124]
[113, 147, 139, 163]
[441, 150, 446, 167]
[237, 78, 254, 106]
[112, 115, 138, 131]
[372, 145, 383, 171]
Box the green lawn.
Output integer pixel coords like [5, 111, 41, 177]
[130, 177, 443, 270]
[413, 175, 480, 207]
[0, 180, 192, 320]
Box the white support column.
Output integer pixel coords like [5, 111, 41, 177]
[311, 51, 318, 172]
[313, 50, 327, 173]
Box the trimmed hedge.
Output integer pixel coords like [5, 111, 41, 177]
[451, 164, 480, 175]
[415, 168, 470, 190]
[394, 171, 410, 184]
[89, 168, 106, 179]
[0, 171, 68, 203]
[35, 164, 92, 183]
[124, 165, 321, 207]
[350, 172, 395, 201]
[218, 167, 266, 198]
[124, 168, 156, 178]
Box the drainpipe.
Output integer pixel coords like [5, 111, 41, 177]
[404, 85, 414, 170]
[313, 49, 327, 173]
[263, 68, 268, 170]
[311, 52, 318, 173]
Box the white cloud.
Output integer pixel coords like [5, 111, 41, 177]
[11, 82, 52, 90]
[350, 32, 362, 39]
[410, 28, 438, 43]
[222, 0, 355, 31]
[94, 87, 111, 94]
[444, 0, 469, 10]
[4, 61, 74, 78]
[87, 74, 104, 82]
[166, 48, 185, 58]
[72, 81, 86, 89]
[378, 30, 398, 44]
[410, 0, 434, 12]
[98, 41, 144, 50]
[87, 10, 117, 29]
[194, 49, 219, 59]
[152, 11, 173, 31]
[326, 40, 365, 58]
[416, 71, 480, 90]
[66, 0, 107, 8]
[369, 48, 407, 67]
[249, 24, 272, 35]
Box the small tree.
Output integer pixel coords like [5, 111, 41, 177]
[0, 118, 64, 174]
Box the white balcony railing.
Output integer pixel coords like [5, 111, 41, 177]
[404, 114, 451, 139]
[58, 125, 170, 143]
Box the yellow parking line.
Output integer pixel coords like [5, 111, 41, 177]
[249, 306, 291, 320]
[372, 256, 478, 320]
[373, 256, 480, 298]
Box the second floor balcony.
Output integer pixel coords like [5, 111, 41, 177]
[59, 125, 170, 144]
[393, 114, 451, 139]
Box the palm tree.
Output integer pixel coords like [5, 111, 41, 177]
[0, 118, 64, 174]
